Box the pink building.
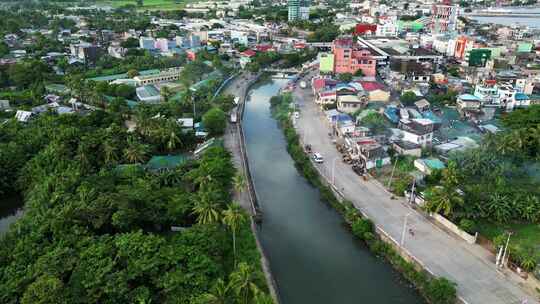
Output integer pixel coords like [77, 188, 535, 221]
[332, 37, 376, 77]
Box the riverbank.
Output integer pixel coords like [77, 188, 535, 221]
[222, 72, 281, 303]
[269, 93, 457, 304]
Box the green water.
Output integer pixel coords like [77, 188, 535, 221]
[243, 79, 424, 303]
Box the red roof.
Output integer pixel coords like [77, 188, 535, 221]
[294, 43, 307, 49]
[312, 78, 326, 92]
[240, 49, 256, 57]
[255, 44, 274, 52]
[358, 81, 385, 91]
[354, 24, 377, 35]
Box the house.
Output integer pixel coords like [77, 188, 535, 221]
[414, 99, 430, 112]
[392, 140, 422, 157]
[337, 95, 368, 114]
[177, 118, 194, 130]
[456, 94, 481, 115]
[359, 81, 390, 102]
[398, 118, 435, 147]
[346, 137, 391, 169]
[15, 110, 33, 122]
[239, 49, 256, 69]
[414, 158, 445, 175]
[509, 93, 530, 110]
[0, 100, 10, 110]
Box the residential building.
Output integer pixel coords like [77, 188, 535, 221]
[430, 2, 458, 33]
[398, 118, 435, 147]
[337, 94, 368, 113]
[457, 94, 481, 115]
[139, 37, 155, 50]
[474, 80, 499, 105]
[332, 37, 377, 76]
[319, 53, 335, 74]
[288, 0, 310, 21]
[346, 137, 391, 169]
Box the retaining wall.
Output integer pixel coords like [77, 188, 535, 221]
[430, 213, 478, 244]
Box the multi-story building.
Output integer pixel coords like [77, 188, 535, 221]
[139, 37, 155, 50]
[288, 0, 310, 21]
[474, 80, 499, 105]
[430, 2, 459, 33]
[332, 37, 377, 76]
[133, 67, 183, 86]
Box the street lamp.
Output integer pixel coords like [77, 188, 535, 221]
[400, 213, 411, 248]
[332, 156, 339, 186]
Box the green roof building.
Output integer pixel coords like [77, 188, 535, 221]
[319, 53, 334, 74]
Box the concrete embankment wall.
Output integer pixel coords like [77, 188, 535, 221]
[430, 213, 477, 245]
[227, 73, 281, 304]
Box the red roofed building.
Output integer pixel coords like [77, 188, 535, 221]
[239, 49, 257, 69]
[255, 44, 275, 52]
[355, 24, 377, 36]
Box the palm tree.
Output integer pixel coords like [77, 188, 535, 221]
[222, 203, 247, 266]
[123, 137, 149, 164]
[192, 192, 221, 224]
[200, 278, 231, 304]
[160, 86, 173, 103]
[102, 139, 119, 165]
[251, 287, 274, 304]
[233, 174, 246, 194]
[424, 186, 464, 217]
[229, 263, 258, 304]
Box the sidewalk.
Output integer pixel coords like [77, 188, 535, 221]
[293, 73, 538, 304]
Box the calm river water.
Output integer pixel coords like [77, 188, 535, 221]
[243, 78, 424, 303]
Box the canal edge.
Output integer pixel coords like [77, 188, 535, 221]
[228, 73, 282, 304]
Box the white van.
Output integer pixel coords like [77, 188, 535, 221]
[313, 152, 324, 163]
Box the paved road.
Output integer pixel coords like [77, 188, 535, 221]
[223, 73, 258, 213]
[293, 73, 538, 304]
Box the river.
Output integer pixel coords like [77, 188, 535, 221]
[470, 7, 540, 28]
[243, 78, 423, 303]
[0, 194, 23, 235]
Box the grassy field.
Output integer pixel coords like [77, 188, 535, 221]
[476, 220, 540, 252]
[96, 0, 189, 10]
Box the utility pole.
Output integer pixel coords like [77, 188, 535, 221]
[409, 178, 416, 204]
[500, 231, 513, 269]
[332, 157, 339, 186]
[387, 157, 398, 190]
[400, 213, 411, 248]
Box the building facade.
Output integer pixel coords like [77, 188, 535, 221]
[332, 37, 377, 76]
[288, 0, 310, 21]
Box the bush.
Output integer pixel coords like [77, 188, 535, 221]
[351, 218, 374, 238]
[202, 107, 227, 135]
[391, 176, 411, 197]
[458, 219, 476, 234]
[424, 278, 457, 304]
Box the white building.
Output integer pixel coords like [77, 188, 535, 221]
[398, 118, 435, 147]
[139, 37, 155, 50]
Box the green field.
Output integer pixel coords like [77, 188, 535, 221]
[477, 220, 540, 252]
[96, 0, 190, 10]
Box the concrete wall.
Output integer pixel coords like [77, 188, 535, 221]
[430, 213, 477, 244]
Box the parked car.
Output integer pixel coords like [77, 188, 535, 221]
[313, 152, 324, 163]
[294, 111, 300, 119]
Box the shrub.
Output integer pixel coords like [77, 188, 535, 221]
[458, 219, 476, 234]
[425, 278, 457, 304]
[351, 218, 374, 238]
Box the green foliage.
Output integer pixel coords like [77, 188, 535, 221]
[400, 91, 418, 106]
[307, 24, 340, 42]
[203, 107, 227, 136]
[351, 218, 374, 238]
[458, 219, 476, 234]
[0, 106, 270, 303]
[338, 72, 353, 83]
[424, 278, 457, 304]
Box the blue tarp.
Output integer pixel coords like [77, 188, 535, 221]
[384, 107, 399, 124]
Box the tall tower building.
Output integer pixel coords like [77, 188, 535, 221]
[288, 0, 310, 21]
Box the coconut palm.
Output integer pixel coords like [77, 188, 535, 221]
[222, 203, 247, 266]
[102, 139, 119, 165]
[233, 174, 246, 194]
[200, 278, 231, 304]
[229, 263, 258, 304]
[424, 185, 464, 217]
[192, 192, 221, 224]
[123, 137, 149, 164]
